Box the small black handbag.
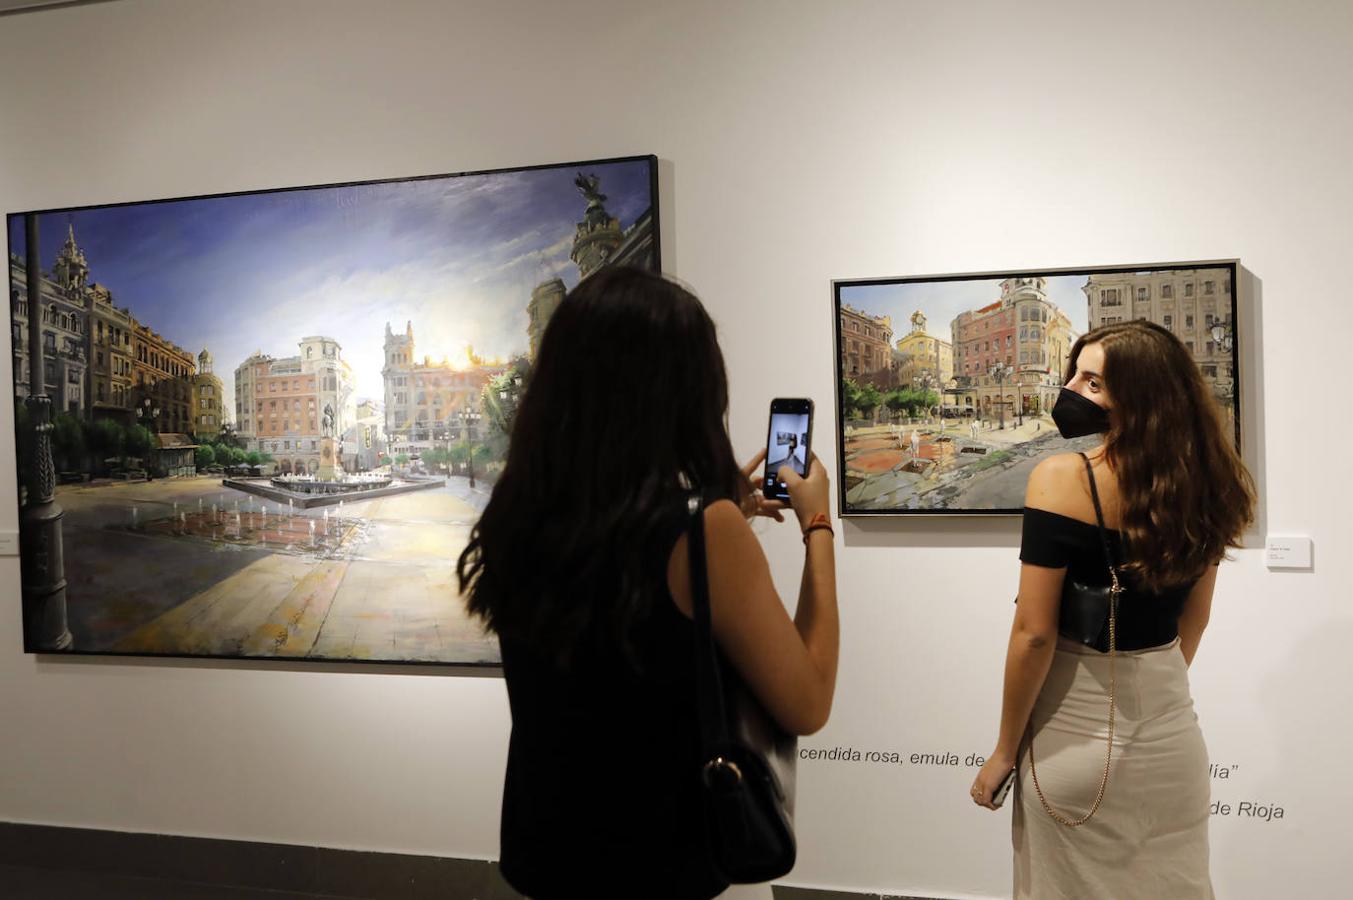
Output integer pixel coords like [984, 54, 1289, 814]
[685, 492, 797, 883]
[1056, 452, 1122, 649]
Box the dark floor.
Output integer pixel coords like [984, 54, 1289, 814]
[0, 864, 344, 899]
[0, 821, 943, 900]
[0, 865, 924, 900]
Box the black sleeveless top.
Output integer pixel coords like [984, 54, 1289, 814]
[497, 510, 727, 899]
[1020, 507, 1200, 652]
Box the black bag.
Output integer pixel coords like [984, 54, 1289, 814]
[685, 492, 797, 883]
[1056, 451, 1121, 649]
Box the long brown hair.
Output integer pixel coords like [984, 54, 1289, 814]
[1067, 320, 1255, 591]
[457, 267, 748, 665]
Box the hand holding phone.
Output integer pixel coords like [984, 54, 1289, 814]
[991, 768, 1016, 809]
[762, 398, 813, 503]
[971, 756, 1017, 811]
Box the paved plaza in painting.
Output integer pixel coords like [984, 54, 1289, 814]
[53, 477, 498, 664]
[842, 415, 1099, 511]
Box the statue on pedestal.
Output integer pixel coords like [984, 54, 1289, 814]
[318, 404, 339, 480]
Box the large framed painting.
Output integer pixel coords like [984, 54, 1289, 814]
[7, 154, 660, 663]
[833, 260, 1240, 516]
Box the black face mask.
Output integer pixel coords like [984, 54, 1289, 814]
[1051, 388, 1110, 439]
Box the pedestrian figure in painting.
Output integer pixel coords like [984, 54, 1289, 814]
[968, 320, 1254, 899]
[459, 267, 839, 900]
[910, 428, 921, 459]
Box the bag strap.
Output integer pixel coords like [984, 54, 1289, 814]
[686, 491, 731, 756]
[1079, 451, 1119, 581]
[1027, 451, 1121, 827]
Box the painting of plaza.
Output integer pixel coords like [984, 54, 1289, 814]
[7, 155, 658, 663]
[834, 263, 1239, 514]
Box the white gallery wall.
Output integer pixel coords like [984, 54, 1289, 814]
[2, 1, 1350, 897]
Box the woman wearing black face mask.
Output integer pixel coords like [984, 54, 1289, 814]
[967, 320, 1254, 899]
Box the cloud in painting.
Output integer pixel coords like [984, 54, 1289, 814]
[7, 158, 655, 406]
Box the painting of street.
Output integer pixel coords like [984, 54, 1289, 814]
[8, 155, 658, 663]
[834, 263, 1238, 514]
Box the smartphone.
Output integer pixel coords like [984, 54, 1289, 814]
[762, 398, 814, 502]
[991, 768, 1016, 809]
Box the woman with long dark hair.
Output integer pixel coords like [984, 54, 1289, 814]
[459, 267, 838, 899]
[969, 319, 1254, 898]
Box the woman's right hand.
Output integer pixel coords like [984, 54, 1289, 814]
[778, 454, 830, 530]
[970, 750, 1017, 811]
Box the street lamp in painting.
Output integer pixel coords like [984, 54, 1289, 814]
[459, 408, 482, 489]
[988, 363, 1013, 430]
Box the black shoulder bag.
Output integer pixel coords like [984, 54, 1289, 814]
[686, 492, 797, 883]
[1056, 452, 1123, 649]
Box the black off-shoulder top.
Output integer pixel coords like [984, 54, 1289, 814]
[1020, 506, 1199, 652]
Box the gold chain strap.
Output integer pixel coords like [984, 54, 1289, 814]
[1027, 569, 1121, 827]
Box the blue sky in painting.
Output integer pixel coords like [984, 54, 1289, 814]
[839, 275, 1093, 344]
[7, 158, 654, 406]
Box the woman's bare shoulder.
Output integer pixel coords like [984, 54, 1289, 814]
[1028, 452, 1086, 486]
[702, 497, 754, 536]
[1025, 453, 1088, 512]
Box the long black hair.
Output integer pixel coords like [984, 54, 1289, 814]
[457, 267, 747, 664]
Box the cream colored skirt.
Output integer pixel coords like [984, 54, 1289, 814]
[1013, 637, 1213, 899]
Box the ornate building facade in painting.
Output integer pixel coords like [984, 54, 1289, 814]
[88, 282, 135, 419]
[343, 398, 386, 472]
[10, 225, 196, 433]
[894, 310, 954, 391]
[132, 321, 196, 436]
[10, 228, 91, 416]
[1083, 268, 1235, 418]
[527, 279, 566, 360]
[525, 171, 656, 358]
[381, 321, 503, 459]
[838, 304, 894, 385]
[952, 277, 1075, 421]
[233, 337, 353, 475]
[191, 348, 224, 440]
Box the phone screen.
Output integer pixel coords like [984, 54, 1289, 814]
[763, 399, 813, 501]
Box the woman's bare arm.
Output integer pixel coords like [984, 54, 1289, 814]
[668, 499, 838, 736]
[971, 455, 1074, 807]
[1177, 565, 1217, 667]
